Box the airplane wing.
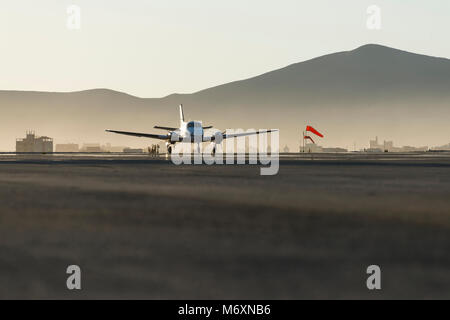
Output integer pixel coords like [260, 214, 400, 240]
[154, 126, 177, 131]
[106, 129, 169, 140]
[206, 129, 278, 141]
[223, 129, 278, 139]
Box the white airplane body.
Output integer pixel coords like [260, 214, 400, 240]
[106, 104, 277, 153]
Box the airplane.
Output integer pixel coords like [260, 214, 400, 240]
[106, 104, 277, 154]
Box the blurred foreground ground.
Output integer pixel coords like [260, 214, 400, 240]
[0, 153, 449, 299]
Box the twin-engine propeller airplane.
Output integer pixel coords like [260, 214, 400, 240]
[106, 104, 277, 154]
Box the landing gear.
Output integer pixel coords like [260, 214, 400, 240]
[166, 143, 173, 154]
[211, 142, 222, 155]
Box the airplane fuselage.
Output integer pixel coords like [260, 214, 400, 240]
[176, 120, 204, 142]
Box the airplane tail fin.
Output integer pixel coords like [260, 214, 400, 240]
[179, 104, 185, 126]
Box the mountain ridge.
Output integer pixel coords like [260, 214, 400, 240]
[0, 44, 449, 151]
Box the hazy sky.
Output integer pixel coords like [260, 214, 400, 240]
[0, 0, 449, 97]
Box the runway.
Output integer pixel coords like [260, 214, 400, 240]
[0, 153, 449, 299]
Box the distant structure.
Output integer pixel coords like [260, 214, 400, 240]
[283, 145, 290, 153]
[81, 143, 102, 152]
[16, 131, 53, 153]
[369, 136, 384, 152]
[400, 146, 428, 152]
[66, 143, 138, 153]
[103, 143, 127, 153]
[300, 143, 323, 153]
[299, 143, 347, 153]
[384, 140, 394, 151]
[78, 143, 128, 152]
[431, 143, 450, 151]
[368, 136, 427, 152]
[55, 143, 79, 152]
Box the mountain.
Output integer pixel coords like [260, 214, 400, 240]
[1, 44, 449, 151]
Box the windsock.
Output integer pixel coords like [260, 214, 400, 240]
[306, 126, 324, 138]
[304, 136, 315, 144]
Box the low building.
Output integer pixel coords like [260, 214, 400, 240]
[85, 146, 102, 152]
[370, 136, 383, 149]
[102, 143, 126, 152]
[384, 140, 394, 151]
[431, 143, 450, 151]
[400, 146, 428, 152]
[16, 131, 53, 153]
[81, 143, 102, 152]
[370, 136, 396, 152]
[300, 143, 323, 153]
[55, 143, 79, 152]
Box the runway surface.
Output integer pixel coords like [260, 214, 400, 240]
[0, 153, 449, 299]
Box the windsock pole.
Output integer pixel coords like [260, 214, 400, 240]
[301, 130, 303, 153]
[302, 129, 305, 153]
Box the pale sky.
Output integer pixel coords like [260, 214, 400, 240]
[0, 0, 449, 98]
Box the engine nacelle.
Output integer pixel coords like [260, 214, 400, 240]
[214, 131, 223, 144]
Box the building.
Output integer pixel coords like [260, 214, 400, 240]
[85, 146, 102, 152]
[78, 143, 128, 152]
[300, 143, 323, 153]
[16, 131, 53, 153]
[55, 143, 79, 152]
[370, 136, 383, 150]
[401, 146, 428, 152]
[431, 143, 450, 151]
[383, 141, 393, 151]
[368, 136, 428, 152]
[299, 144, 348, 153]
[80, 143, 102, 152]
[102, 143, 127, 152]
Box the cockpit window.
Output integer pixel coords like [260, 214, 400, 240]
[187, 122, 195, 128]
